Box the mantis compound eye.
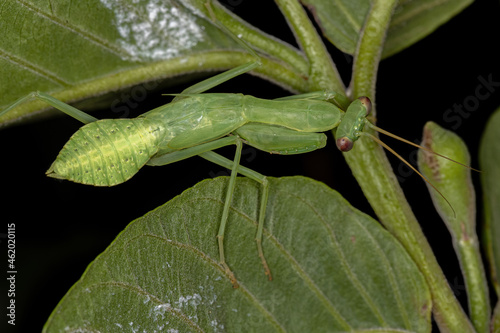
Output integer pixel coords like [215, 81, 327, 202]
[358, 96, 372, 115]
[336, 137, 353, 152]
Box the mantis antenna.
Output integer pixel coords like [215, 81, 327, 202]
[366, 122, 481, 173]
[361, 121, 481, 218]
[362, 132, 457, 217]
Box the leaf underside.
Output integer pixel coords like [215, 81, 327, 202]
[43, 177, 431, 332]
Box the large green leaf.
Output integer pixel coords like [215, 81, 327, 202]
[0, 0, 237, 125]
[479, 107, 500, 297]
[1, 0, 310, 127]
[44, 177, 431, 332]
[301, 0, 473, 58]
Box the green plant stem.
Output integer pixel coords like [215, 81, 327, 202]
[350, 0, 392, 102]
[458, 238, 490, 333]
[210, 2, 310, 77]
[273, 0, 345, 93]
[348, 1, 475, 332]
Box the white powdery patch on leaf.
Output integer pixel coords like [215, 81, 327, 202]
[100, 0, 204, 61]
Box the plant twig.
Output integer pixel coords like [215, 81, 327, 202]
[348, 1, 475, 332]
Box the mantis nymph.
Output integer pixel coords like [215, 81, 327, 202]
[0, 9, 472, 288]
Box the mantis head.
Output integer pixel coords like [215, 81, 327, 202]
[335, 96, 372, 152]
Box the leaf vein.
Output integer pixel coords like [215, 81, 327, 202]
[351, 211, 413, 329]
[0, 48, 70, 86]
[266, 187, 353, 330]
[87, 281, 205, 332]
[16, 0, 133, 60]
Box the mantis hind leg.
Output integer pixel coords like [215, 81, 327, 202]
[0, 91, 98, 124]
[201, 150, 272, 286]
[216, 138, 243, 287]
[148, 137, 273, 286]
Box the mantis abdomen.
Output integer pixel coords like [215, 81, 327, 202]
[46, 118, 163, 186]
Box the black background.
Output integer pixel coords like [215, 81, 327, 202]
[1, 0, 500, 331]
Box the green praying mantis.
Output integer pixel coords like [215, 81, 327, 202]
[0, 9, 473, 288]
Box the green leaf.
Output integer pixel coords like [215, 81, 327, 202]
[0, 0, 226, 124]
[300, 0, 472, 58]
[479, 107, 500, 297]
[44, 177, 431, 332]
[0, 0, 307, 126]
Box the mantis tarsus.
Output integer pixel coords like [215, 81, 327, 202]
[0, 12, 473, 288]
